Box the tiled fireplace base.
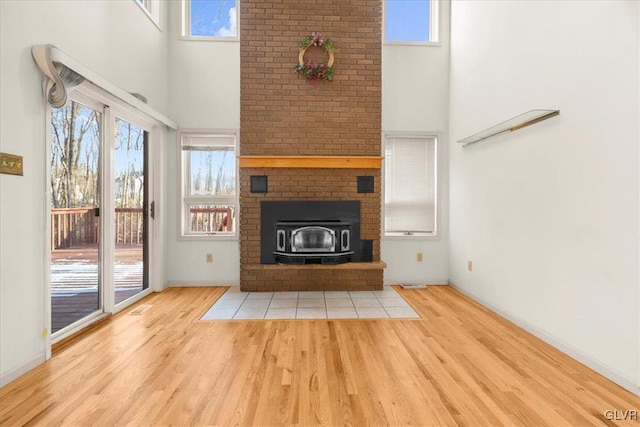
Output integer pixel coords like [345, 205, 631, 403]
[240, 262, 386, 292]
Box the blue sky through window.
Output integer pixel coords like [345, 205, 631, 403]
[190, 0, 237, 37]
[385, 0, 431, 42]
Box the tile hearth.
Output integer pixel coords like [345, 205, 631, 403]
[201, 286, 420, 320]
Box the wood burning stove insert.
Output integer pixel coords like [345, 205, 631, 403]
[261, 201, 361, 265]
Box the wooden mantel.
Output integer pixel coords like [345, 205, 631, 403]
[239, 156, 384, 169]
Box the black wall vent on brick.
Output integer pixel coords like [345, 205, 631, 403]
[360, 240, 373, 262]
[357, 176, 374, 193]
[250, 175, 268, 193]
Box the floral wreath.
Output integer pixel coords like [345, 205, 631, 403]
[294, 32, 334, 82]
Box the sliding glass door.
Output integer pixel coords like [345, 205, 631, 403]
[49, 89, 156, 339]
[50, 99, 103, 334]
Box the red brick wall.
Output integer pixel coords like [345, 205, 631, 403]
[240, 0, 382, 156]
[239, 0, 383, 291]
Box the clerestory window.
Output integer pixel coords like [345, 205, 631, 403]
[384, 0, 439, 44]
[181, 0, 239, 40]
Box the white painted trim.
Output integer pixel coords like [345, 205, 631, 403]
[102, 105, 116, 315]
[133, 0, 162, 31]
[449, 282, 640, 397]
[166, 280, 239, 287]
[52, 312, 110, 344]
[114, 289, 154, 313]
[43, 45, 176, 129]
[0, 352, 46, 387]
[151, 126, 165, 293]
[43, 100, 53, 360]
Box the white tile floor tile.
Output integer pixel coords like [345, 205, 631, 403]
[298, 291, 325, 299]
[377, 297, 409, 308]
[296, 308, 327, 319]
[349, 291, 376, 299]
[269, 298, 298, 309]
[246, 292, 274, 299]
[352, 298, 383, 308]
[234, 308, 268, 319]
[240, 299, 271, 309]
[265, 308, 297, 319]
[324, 291, 351, 299]
[272, 291, 298, 299]
[212, 300, 244, 311]
[327, 308, 358, 319]
[217, 294, 247, 302]
[297, 298, 326, 308]
[325, 298, 354, 308]
[201, 288, 419, 320]
[356, 307, 389, 318]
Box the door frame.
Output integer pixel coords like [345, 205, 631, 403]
[44, 82, 165, 355]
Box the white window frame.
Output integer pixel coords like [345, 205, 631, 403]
[178, 130, 239, 240]
[383, 0, 440, 46]
[383, 132, 438, 239]
[180, 0, 240, 41]
[134, 0, 162, 30]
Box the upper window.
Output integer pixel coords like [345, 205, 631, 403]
[180, 132, 238, 238]
[384, 0, 439, 44]
[181, 0, 238, 39]
[134, 0, 161, 29]
[384, 134, 437, 237]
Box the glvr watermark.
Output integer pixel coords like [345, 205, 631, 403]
[604, 409, 638, 421]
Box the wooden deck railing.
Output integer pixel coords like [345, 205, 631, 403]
[51, 207, 234, 249]
[51, 208, 145, 249]
[51, 208, 99, 249]
[190, 207, 233, 233]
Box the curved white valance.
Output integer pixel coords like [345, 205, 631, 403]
[30, 44, 177, 129]
[31, 44, 84, 108]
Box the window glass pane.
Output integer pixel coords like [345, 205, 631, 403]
[190, 0, 237, 37]
[385, 0, 430, 42]
[385, 137, 436, 234]
[188, 204, 235, 233]
[189, 148, 236, 196]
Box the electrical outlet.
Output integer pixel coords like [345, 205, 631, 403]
[468, 260, 473, 271]
[206, 253, 213, 263]
[416, 252, 423, 262]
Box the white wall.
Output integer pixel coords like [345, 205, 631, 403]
[0, 1, 171, 384]
[164, 2, 241, 286]
[449, 1, 640, 393]
[381, 2, 450, 285]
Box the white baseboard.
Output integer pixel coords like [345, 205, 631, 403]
[166, 280, 239, 287]
[449, 282, 640, 397]
[0, 352, 46, 387]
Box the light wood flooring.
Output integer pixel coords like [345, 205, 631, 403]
[1, 286, 638, 426]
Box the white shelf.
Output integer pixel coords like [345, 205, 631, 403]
[458, 109, 560, 147]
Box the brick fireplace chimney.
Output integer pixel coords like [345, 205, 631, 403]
[239, 0, 383, 291]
